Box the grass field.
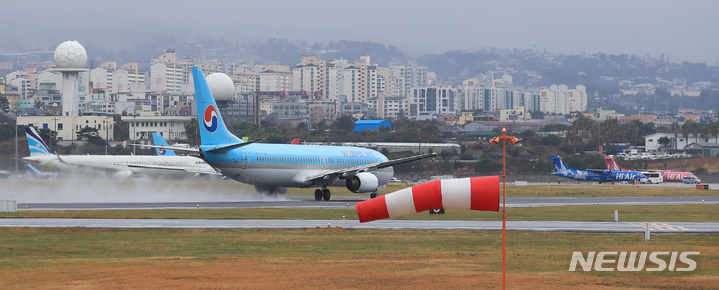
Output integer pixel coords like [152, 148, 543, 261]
[0, 228, 716, 289]
[2, 204, 719, 223]
[1, 181, 718, 288]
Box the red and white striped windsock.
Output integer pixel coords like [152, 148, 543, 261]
[356, 176, 500, 223]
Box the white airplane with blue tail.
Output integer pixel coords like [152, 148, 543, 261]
[143, 66, 436, 200]
[21, 127, 218, 178]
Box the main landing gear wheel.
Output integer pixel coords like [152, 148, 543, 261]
[322, 189, 331, 201]
[370, 192, 378, 199]
[314, 189, 323, 201]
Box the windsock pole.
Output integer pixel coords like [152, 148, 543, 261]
[490, 128, 518, 290]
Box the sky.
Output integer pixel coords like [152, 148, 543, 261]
[2, 0, 718, 64]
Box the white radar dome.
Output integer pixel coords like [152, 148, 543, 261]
[54, 40, 87, 69]
[206, 73, 235, 101]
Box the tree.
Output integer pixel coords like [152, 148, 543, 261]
[700, 123, 712, 143]
[540, 134, 562, 146]
[600, 118, 621, 153]
[76, 126, 106, 147]
[185, 118, 199, 146]
[567, 116, 596, 145]
[332, 114, 356, 135]
[658, 136, 671, 149]
[76, 126, 99, 141]
[37, 128, 57, 151]
[681, 121, 695, 147]
[0, 97, 9, 113]
[670, 122, 680, 150]
[113, 114, 129, 141]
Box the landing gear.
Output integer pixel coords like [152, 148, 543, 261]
[315, 188, 331, 201]
[370, 192, 378, 199]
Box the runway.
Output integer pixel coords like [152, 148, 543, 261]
[15, 196, 719, 210]
[1, 218, 718, 233]
[3, 179, 718, 233]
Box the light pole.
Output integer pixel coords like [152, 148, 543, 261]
[53, 116, 58, 149]
[490, 128, 519, 290]
[14, 110, 19, 174]
[132, 114, 137, 155]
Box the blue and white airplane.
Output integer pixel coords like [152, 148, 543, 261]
[21, 127, 218, 178]
[146, 66, 436, 200]
[551, 155, 647, 183]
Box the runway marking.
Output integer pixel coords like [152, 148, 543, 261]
[625, 222, 688, 231]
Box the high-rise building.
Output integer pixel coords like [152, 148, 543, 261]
[540, 84, 587, 114]
[409, 86, 460, 119]
[293, 55, 327, 97]
[150, 49, 194, 94]
[390, 60, 428, 99]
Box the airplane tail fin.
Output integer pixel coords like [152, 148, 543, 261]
[192, 66, 242, 146]
[291, 138, 300, 144]
[551, 155, 572, 172]
[151, 133, 177, 156]
[25, 127, 52, 157]
[604, 155, 624, 171]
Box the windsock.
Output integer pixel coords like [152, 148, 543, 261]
[356, 176, 500, 223]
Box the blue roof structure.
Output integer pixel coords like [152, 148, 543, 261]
[353, 120, 392, 132]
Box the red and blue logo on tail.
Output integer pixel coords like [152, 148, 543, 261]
[203, 105, 219, 133]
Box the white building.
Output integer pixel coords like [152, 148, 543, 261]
[90, 61, 146, 95]
[121, 115, 194, 141]
[18, 115, 115, 141]
[499, 106, 531, 121]
[390, 60, 428, 99]
[410, 86, 461, 119]
[259, 70, 292, 92]
[293, 55, 326, 97]
[539, 84, 587, 115]
[149, 49, 194, 94]
[371, 96, 408, 119]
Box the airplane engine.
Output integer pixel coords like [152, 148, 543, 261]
[346, 172, 379, 193]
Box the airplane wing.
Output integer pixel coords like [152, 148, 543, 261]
[114, 162, 221, 175]
[302, 152, 437, 182]
[131, 144, 201, 153]
[133, 139, 262, 154]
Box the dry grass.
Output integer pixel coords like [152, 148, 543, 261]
[0, 228, 717, 289]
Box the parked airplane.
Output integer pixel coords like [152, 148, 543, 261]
[604, 155, 697, 183]
[21, 127, 218, 178]
[551, 155, 647, 183]
[143, 66, 436, 200]
[152, 133, 177, 156]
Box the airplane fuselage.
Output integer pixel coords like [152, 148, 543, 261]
[201, 143, 393, 188]
[662, 171, 696, 182]
[22, 155, 214, 177]
[553, 169, 645, 183]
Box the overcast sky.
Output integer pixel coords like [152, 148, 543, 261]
[3, 0, 718, 64]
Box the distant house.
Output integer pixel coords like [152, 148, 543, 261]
[685, 142, 719, 157]
[353, 120, 392, 132]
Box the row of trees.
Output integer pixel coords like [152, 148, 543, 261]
[184, 115, 444, 147]
[547, 116, 719, 154]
